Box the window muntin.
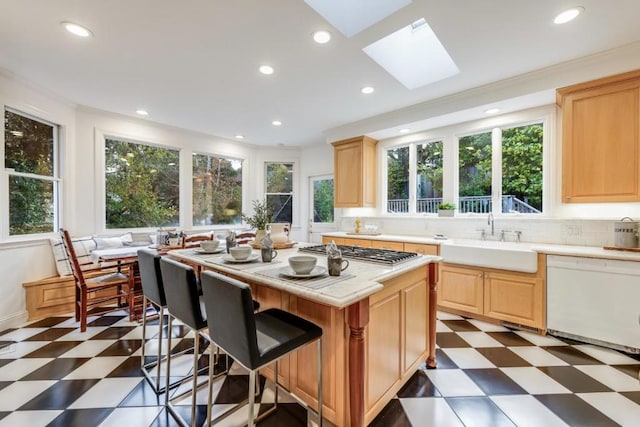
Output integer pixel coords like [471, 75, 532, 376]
[4, 109, 59, 235]
[501, 123, 543, 213]
[265, 162, 293, 224]
[458, 131, 493, 213]
[104, 138, 179, 228]
[192, 153, 243, 225]
[416, 141, 443, 213]
[387, 146, 409, 213]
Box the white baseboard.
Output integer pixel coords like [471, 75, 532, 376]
[0, 311, 29, 333]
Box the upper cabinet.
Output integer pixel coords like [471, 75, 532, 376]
[332, 136, 378, 208]
[557, 70, 640, 203]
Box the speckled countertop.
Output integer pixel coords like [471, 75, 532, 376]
[322, 232, 640, 262]
[167, 246, 441, 309]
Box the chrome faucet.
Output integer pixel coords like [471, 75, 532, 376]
[487, 213, 494, 236]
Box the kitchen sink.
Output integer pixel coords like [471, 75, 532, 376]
[439, 239, 538, 273]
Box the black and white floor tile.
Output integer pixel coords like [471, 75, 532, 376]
[0, 310, 639, 426]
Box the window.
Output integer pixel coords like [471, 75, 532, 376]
[265, 162, 293, 224]
[383, 113, 546, 216]
[458, 131, 492, 213]
[192, 153, 242, 225]
[458, 124, 543, 214]
[4, 109, 59, 235]
[387, 146, 409, 213]
[416, 141, 443, 213]
[312, 176, 334, 223]
[502, 124, 543, 213]
[104, 138, 179, 228]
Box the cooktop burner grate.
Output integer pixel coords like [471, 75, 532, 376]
[298, 244, 419, 265]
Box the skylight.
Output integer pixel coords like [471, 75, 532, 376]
[363, 18, 459, 90]
[304, 0, 412, 38]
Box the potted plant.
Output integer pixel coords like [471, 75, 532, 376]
[437, 202, 456, 217]
[241, 199, 272, 242]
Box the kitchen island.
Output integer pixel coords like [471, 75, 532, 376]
[168, 246, 440, 426]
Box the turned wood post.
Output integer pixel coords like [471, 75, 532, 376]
[348, 298, 370, 427]
[427, 262, 439, 368]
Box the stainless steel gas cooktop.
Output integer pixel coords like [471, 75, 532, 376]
[298, 245, 419, 265]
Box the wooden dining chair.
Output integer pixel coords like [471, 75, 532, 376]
[60, 228, 133, 332]
[181, 232, 213, 249]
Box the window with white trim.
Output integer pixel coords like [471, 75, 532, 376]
[104, 137, 179, 228]
[265, 162, 293, 224]
[192, 153, 243, 225]
[4, 108, 60, 236]
[384, 117, 545, 215]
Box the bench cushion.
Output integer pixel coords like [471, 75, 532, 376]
[49, 236, 97, 276]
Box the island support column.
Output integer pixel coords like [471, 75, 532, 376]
[427, 262, 439, 368]
[348, 298, 369, 427]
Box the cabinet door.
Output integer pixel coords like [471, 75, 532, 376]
[332, 136, 377, 207]
[370, 240, 404, 251]
[483, 271, 544, 329]
[404, 242, 439, 255]
[558, 72, 640, 203]
[438, 264, 484, 314]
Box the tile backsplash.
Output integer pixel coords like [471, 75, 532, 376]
[339, 216, 621, 247]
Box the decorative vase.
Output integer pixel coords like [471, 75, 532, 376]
[438, 209, 455, 218]
[255, 229, 267, 244]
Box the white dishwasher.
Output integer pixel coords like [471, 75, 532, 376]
[547, 254, 640, 353]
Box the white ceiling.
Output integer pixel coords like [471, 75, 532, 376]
[1, 0, 640, 146]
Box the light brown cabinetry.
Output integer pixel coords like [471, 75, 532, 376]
[403, 242, 439, 256]
[332, 136, 378, 207]
[557, 69, 640, 203]
[369, 239, 404, 251]
[438, 254, 546, 329]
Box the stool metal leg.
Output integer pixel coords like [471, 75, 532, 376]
[317, 338, 323, 427]
[248, 369, 256, 426]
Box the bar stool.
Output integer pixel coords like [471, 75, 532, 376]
[138, 249, 202, 394]
[200, 271, 323, 426]
[160, 257, 225, 427]
[137, 249, 170, 393]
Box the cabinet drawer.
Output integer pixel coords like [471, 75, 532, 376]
[403, 242, 439, 256]
[369, 240, 404, 251]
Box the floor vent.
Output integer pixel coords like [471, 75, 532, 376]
[501, 321, 540, 334]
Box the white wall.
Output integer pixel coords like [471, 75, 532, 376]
[299, 143, 334, 241]
[0, 72, 77, 330]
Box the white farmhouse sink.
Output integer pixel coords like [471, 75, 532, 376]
[439, 240, 538, 273]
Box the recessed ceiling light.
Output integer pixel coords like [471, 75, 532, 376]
[554, 6, 584, 24]
[312, 30, 332, 44]
[136, 109, 148, 116]
[361, 86, 375, 94]
[235, 134, 245, 140]
[259, 65, 274, 75]
[61, 21, 93, 37]
[272, 120, 282, 126]
[484, 108, 500, 114]
[399, 128, 411, 133]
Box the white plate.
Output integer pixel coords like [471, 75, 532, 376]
[194, 248, 224, 254]
[221, 253, 259, 263]
[279, 266, 327, 278]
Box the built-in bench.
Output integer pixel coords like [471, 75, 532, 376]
[23, 271, 119, 321]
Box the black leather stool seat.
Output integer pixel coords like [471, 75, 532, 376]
[254, 308, 322, 367]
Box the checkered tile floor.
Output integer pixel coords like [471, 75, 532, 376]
[0, 310, 639, 426]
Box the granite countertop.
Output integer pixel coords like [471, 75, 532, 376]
[167, 246, 441, 309]
[322, 232, 640, 262]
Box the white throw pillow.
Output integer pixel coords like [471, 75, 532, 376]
[93, 232, 133, 249]
[50, 236, 98, 277]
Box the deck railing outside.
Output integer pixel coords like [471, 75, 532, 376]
[387, 195, 540, 214]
